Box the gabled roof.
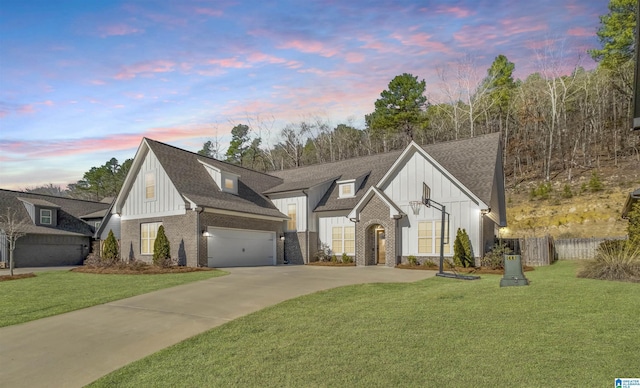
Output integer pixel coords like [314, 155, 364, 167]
[347, 187, 404, 220]
[270, 150, 402, 212]
[117, 139, 287, 219]
[0, 189, 109, 237]
[272, 132, 502, 213]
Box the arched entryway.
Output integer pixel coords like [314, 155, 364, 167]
[364, 224, 386, 265]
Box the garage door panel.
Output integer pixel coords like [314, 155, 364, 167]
[207, 227, 275, 267]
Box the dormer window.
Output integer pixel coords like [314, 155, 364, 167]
[224, 178, 235, 190]
[40, 209, 52, 225]
[337, 179, 356, 199]
[198, 160, 240, 195]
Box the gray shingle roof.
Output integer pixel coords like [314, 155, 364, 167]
[270, 133, 501, 212]
[145, 139, 287, 219]
[0, 189, 110, 236]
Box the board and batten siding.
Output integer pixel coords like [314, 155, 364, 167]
[271, 195, 307, 232]
[318, 212, 354, 253]
[306, 180, 334, 232]
[381, 151, 483, 257]
[121, 149, 187, 220]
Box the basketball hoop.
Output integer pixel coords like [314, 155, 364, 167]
[409, 201, 422, 215]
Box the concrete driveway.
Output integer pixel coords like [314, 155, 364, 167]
[0, 265, 435, 387]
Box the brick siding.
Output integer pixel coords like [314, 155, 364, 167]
[355, 194, 398, 267]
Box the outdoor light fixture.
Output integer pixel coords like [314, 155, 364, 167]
[481, 208, 491, 215]
[280, 234, 285, 241]
[202, 230, 210, 237]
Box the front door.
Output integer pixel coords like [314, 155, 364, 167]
[376, 228, 386, 264]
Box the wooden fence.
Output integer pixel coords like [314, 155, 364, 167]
[554, 237, 626, 260]
[500, 236, 627, 266]
[501, 236, 556, 266]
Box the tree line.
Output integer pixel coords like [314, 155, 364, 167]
[25, 0, 639, 201]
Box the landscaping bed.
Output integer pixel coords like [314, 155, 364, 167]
[306, 261, 356, 267]
[0, 273, 37, 282]
[71, 264, 214, 275]
[396, 263, 534, 274]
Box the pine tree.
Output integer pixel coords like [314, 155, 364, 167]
[453, 228, 465, 267]
[153, 225, 171, 266]
[461, 229, 474, 267]
[102, 229, 119, 263]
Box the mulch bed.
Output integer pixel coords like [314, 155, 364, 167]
[71, 265, 214, 275]
[307, 262, 356, 267]
[396, 264, 535, 274]
[0, 273, 37, 282]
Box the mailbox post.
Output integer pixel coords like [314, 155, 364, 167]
[500, 254, 529, 287]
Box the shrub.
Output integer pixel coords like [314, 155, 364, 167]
[588, 171, 603, 192]
[316, 244, 331, 262]
[331, 254, 338, 263]
[102, 230, 119, 263]
[423, 260, 437, 268]
[453, 229, 474, 267]
[153, 225, 171, 267]
[561, 184, 573, 199]
[407, 255, 418, 266]
[578, 241, 640, 282]
[481, 243, 512, 270]
[530, 182, 552, 200]
[341, 253, 353, 264]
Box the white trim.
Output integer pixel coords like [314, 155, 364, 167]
[377, 141, 488, 209]
[120, 208, 186, 220]
[347, 187, 404, 221]
[203, 207, 288, 222]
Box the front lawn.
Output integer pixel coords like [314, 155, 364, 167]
[90, 261, 639, 387]
[0, 269, 227, 327]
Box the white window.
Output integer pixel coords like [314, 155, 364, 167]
[141, 222, 162, 255]
[331, 226, 355, 254]
[418, 221, 450, 255]
[145, 172, 156, 200]
[95, 221, 101, 229]
[40, 209, 52, 225]
[338, 182, 355, 198]
[287, 204, 297, 231]
[224, 178, 234, 190]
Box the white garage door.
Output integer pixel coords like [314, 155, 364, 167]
[207, 227, 276, 267]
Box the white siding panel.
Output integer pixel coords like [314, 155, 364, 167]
[307, 180, 334, 232]
[382, 151, 483, 256]
[271, 196, 306, 231]
[121, 150, 186, 219]
[318, 215, 354, 253]
[100, 214, 122, 240]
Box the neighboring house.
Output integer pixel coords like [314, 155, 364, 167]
[622, 188, 640, 219]
[109, 132, 506, 268]
[0, 190, 110, 267]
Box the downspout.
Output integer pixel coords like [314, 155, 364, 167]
[302, 190, 309, 264]
[195, 206, 204, 267]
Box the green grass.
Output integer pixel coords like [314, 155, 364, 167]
[90, 261, 639, 387]
[0, 270, 227, 327]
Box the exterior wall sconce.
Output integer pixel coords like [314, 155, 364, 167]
[202, 230, 211, 237]
[280, 234, 285, 241]
[481, 208, 491, 215]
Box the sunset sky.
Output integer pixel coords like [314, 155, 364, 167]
[0, 0, 608, 191]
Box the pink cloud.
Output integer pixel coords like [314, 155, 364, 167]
[433, 5, 474, 18]
[278, 39, 339, 57]
[90, 79, 107, 86]
[453, 24, 499, 48]
[246, 51, 303, 69]
[99, 23, 143, 37]
[501, 17, 547, 35]
[18, 104, 35, 114]
[391, 32, 451, 54]
[114, 60, 176, 80]
[345, 52, 365, 63]
[567, 27, 593, 37]
[195, 7, 223, 17]
[207, 57, 249, 68]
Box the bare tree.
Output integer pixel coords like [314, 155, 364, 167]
[0, 207, 29, 276]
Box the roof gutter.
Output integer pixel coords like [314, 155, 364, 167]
[302, 189, 310, 264]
